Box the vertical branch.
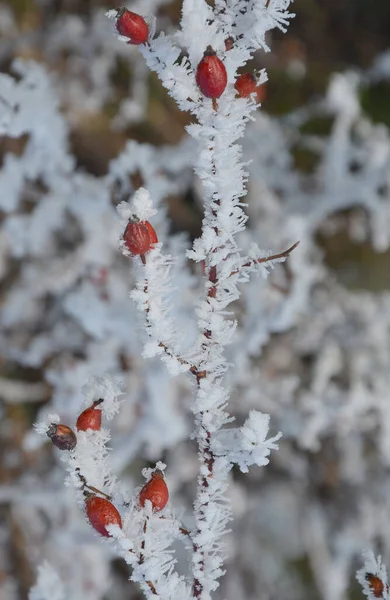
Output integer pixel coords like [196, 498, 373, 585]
[191, 106, 242, 598]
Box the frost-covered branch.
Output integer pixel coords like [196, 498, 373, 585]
[106, 1, 294, 599]
[22, 0, 298, 598]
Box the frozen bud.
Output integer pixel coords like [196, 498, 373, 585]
[46, 423, 77, 451]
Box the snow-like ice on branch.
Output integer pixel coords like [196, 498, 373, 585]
[109, 1, 295, 599]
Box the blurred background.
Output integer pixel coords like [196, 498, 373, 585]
[1, 1, 390, 599]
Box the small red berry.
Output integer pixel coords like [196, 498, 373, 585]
[123, 220, 153, 255]
[145, 220, 158, 245]
[234, 72, 267, 103]
[196, 46, 227, 99]
[76, 400, 103, 432]
[115, 8, 149, 45]
[47, 423, 77, 451]
[139, 471, 169, 512]
[235, 72, 257, 98]
[85, 495, 122, 537]
[365, 573, 387, 598]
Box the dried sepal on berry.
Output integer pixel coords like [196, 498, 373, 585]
[122, 219, 157, 256]
[139, 470, 169, 512]
[114, 8, 149, 45]
[196, 46, 227, 100]
[85, 495, 122, 537]
[46, 423, 77, 451]
[76, 399, 103, 432]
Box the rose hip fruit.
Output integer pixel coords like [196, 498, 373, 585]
[123, 220, 154, 255]
[76, 400, 103, 432]
[196, 46, 227, 99]
[85, 496, 122, 537]
[47, 423, 77, 451]
[234, 72, 267, 103]
[116, 8, 149, 45]
[139, 471, 169, 512]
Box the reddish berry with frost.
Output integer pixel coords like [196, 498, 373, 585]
[235, 73, 257, 98]
[196, 46, 227, 99]
[139, 471, 169, 512]
[85, 495, 122, 537]
[234, 72, 267, 103]
[123, 219, 157, 255]
[76, 399, 103, 432]
[46, 423, 77, 451]
[365, 573, 388, 598]
[115, 8, 149, 45]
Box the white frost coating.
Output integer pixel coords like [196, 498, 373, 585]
[211, 411, 282, 473]
[117, 187, 158, 223]
[327, 72, 360, 119]
[142, 461, 167, 480]
[29, 562, 65, 600]
[81, 375, 124, 419]
[33, 413, 60, 435]
[105, 9, 117, 20]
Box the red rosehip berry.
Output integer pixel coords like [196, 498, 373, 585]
[365, 573, 387, 598]
[234, 72, 257, 98]
[85, 495, 122, 537]
[196, 46, 227, 99]
[115, 8, 149, 45]
[76, 400, 103, 432]
[139, 471, 169, 512]
[234, 72, 267, 103]
[46, 423, 77, 451]
[123, 220, 155, 255]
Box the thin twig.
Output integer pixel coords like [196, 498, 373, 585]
[75, 469, 112, 500]
[230, 240, 300, 277]
[140, 254, 205, 381]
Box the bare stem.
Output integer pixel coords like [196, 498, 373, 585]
[76, 469, 112, 500]
[230, 240, 300, 277]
